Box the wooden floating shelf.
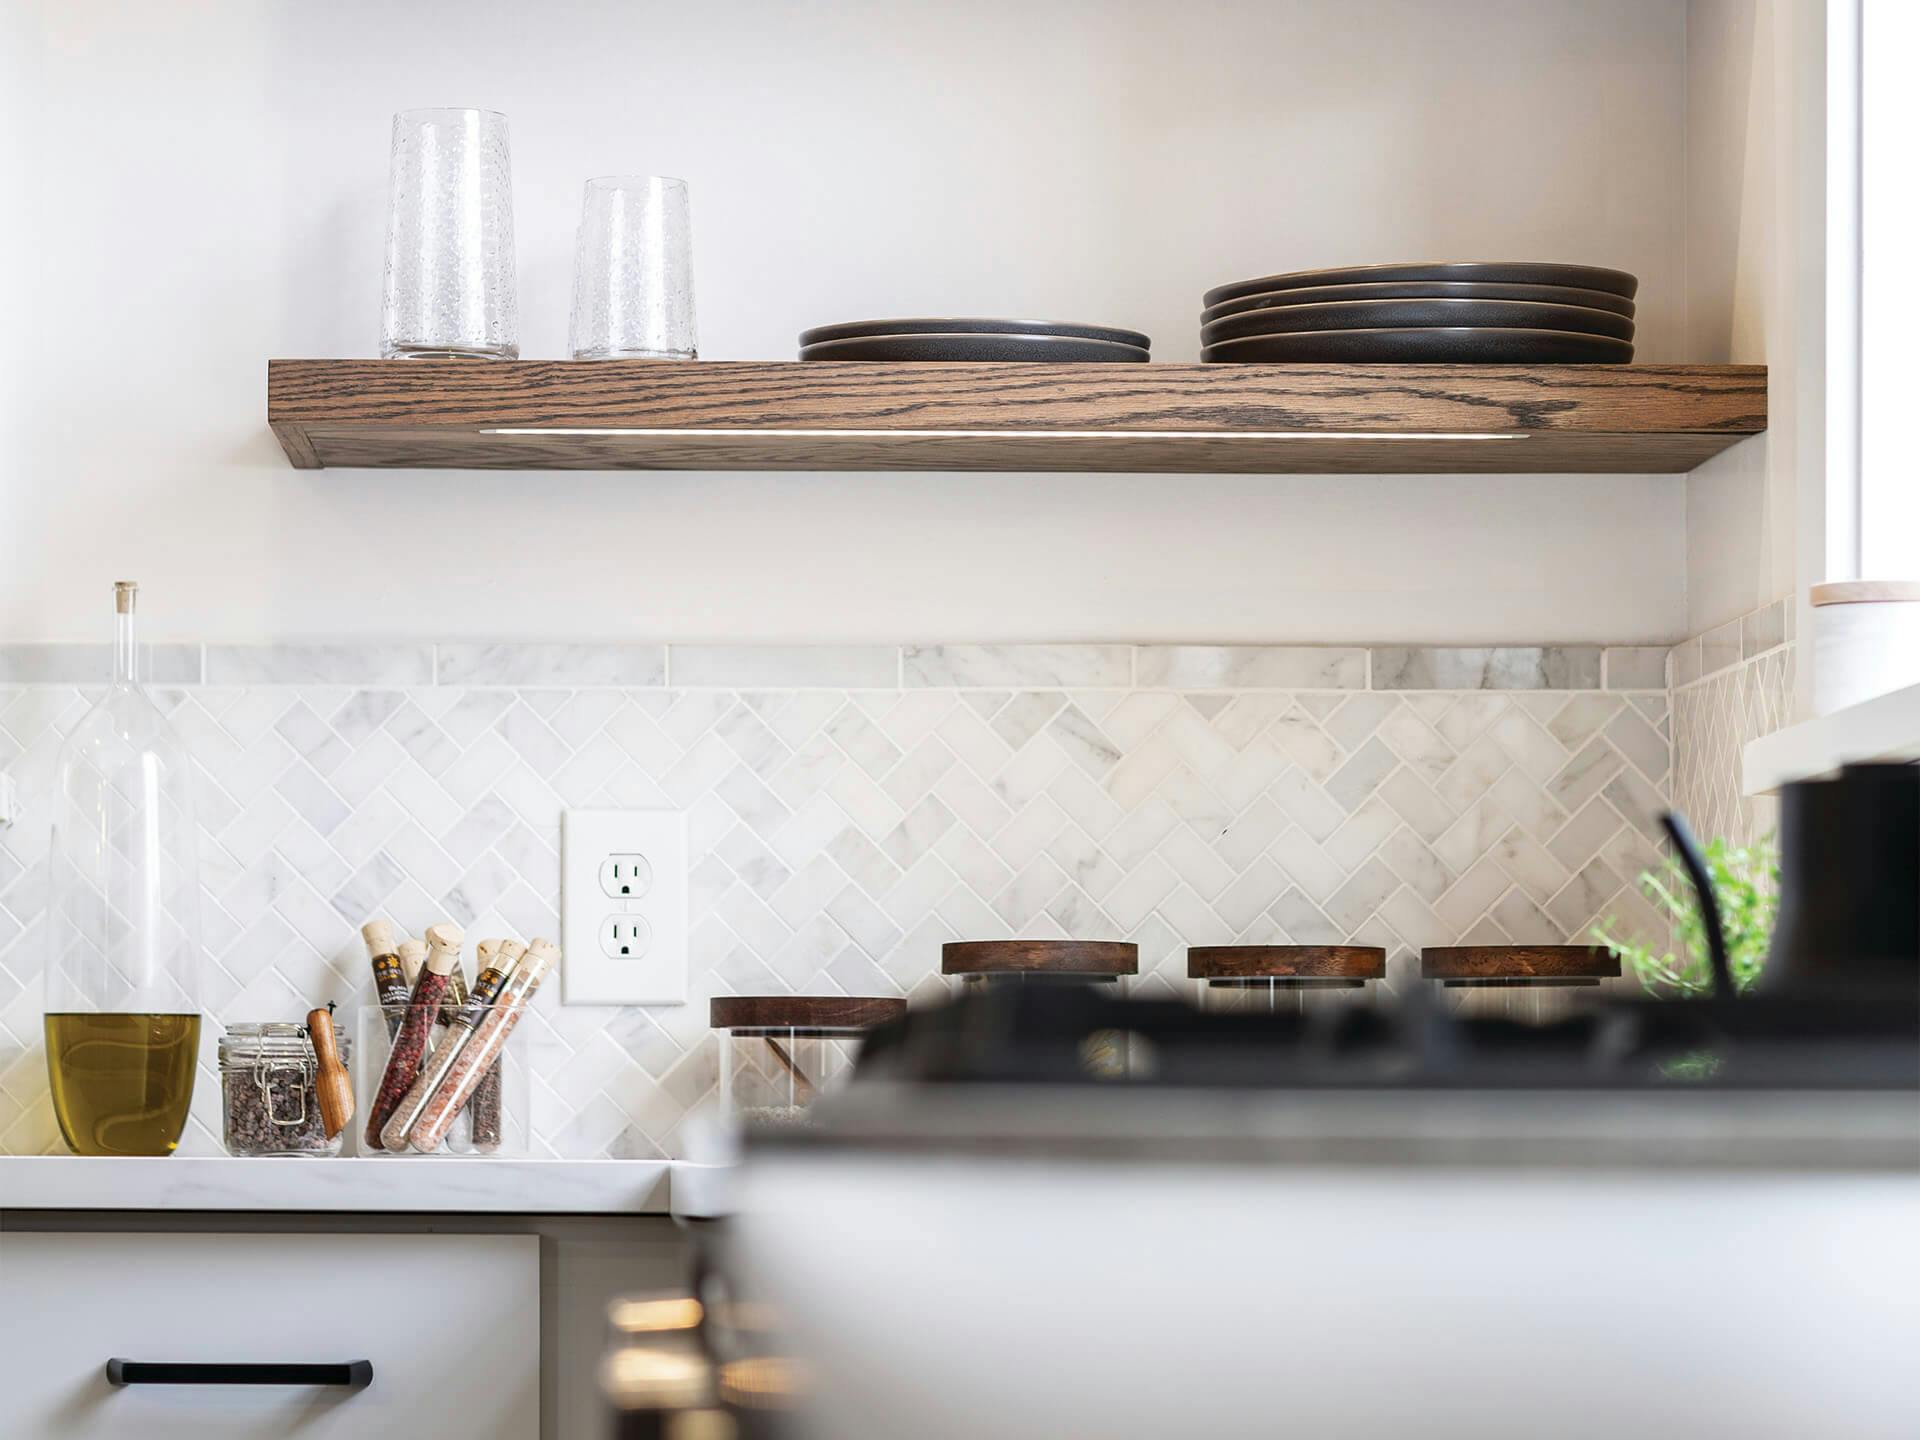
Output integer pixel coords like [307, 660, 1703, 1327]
[268, 359, 1766, 475]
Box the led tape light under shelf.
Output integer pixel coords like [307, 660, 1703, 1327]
[478, 427, 1529, 441]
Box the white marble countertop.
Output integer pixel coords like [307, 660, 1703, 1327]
[0, 1155, 676, 1214]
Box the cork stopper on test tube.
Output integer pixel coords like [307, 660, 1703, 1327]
[423, 924, 464, 976]
[361, 918, 399, 959]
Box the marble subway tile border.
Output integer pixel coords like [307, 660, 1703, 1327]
[668, 645, 899, 689]
[1, 638, 1771, 694]
[436, 643, 666, 688]
[1741, 600, 1786, 659]
[1602, 646, 1668, 691]
[0, 643, 202, 685]
[206, 644, 434, 686]
[1699, 618, 1743, 678]
[1136, 645, 1366, 690]
[1370, 646, 1603, 691]
[1669, 597, 1795, 693]
[1669, 636, 1703, 688]
[902, 644, 1133, 689]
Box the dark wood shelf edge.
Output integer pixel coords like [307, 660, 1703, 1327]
[267, 359, 1767, 474]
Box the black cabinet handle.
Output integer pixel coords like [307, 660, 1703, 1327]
[106, 1360, 373, 1388]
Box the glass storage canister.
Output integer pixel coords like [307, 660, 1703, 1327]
[712, 996, 907, 1128]
[43, 581, 205, 1157]
[1420, 945, 1621, 1024]
[218, 1021, 350, 1157]
[940, 940, 1138, 989]
[1189, 945, 1384, 1014]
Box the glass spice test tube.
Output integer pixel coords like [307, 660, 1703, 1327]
[362, 920, 410, 1039]
[396, 936, 428, 998]
[364, 923, 462, 1150]
[409, 938, 558, 1153]
[379, 938, 523, 1152]
[467, 939, 517, 1152]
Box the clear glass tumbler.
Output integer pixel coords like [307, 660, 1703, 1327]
[381, 108, 518, 360]
[569, 176, 697, 360]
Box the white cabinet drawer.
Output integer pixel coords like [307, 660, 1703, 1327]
[0, 1231, 538, 1440]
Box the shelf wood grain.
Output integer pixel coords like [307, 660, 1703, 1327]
[268, 360, 1766, 474]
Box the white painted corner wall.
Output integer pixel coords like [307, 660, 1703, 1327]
[1682, 0, 1822, 645]
[3, 0, 1753, 647]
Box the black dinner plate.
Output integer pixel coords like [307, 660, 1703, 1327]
[1201, 327, 1634, 364]
[1202, 298, 1635, 345]
[1203, 262, 1639, 309]
[1202, 280, 1635, 323]
[800, 333, 1149, 362]
[800, 316, 1149, 349]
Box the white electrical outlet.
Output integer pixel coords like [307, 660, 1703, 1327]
[562, 809, 687, 1005]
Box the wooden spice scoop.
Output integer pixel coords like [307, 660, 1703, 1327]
[306, 1005, 354, 1139]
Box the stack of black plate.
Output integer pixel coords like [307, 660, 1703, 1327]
[800, 317, 1149, 362]
[1199, 262, 1637, 363]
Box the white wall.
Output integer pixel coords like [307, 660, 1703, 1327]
[1682, 0, 1802, 636]
[3, 0, 1696, 646]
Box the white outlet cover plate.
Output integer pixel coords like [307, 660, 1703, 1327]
[562, 809, 688, 1006]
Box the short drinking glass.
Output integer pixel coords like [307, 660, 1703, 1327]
[382, 108, 518, 360]
[569, 176, 696, 360]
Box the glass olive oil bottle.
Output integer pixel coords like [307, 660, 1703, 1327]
[43, 583, 204, 1156]
[45, 1013, 201, 1156]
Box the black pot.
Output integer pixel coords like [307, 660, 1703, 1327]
[1766, 763, 1919, 995]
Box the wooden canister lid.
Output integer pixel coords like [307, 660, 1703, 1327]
[1420, 945, 1619, 982]
[1188, 945, 1385, 980]
[708, 995, 908, 1031]
[1810, 581, 1920, 606]
[941, 940, 1139, 976]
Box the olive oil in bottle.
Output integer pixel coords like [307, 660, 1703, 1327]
[45, 1012, 201, 1156]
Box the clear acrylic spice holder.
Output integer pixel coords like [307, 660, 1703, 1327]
[355, 1002, 530, 1156]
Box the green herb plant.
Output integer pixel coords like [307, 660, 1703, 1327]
[1592, 836, 1780, 998]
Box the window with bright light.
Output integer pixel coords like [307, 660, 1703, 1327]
[1860, 0, 1918, 578]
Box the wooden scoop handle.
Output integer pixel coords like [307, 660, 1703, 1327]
[307, 1007, 355, 1140]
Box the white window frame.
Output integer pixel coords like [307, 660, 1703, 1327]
[1850, 0, 1918, 579]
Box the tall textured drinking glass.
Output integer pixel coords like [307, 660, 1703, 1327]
[381, 108, 518, 359]
[569, 176, 697, 360]
[44, 582, 203, 1156]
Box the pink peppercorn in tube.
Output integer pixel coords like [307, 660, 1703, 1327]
[408, 938, 559, 1153]
[364, 923, 462, 1151]
[378, 938, 524, 1152]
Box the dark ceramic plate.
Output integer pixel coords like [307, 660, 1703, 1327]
[800, 316, 1149, 349]
[1201, 328, 1634, 364]
[1202, 298, 1635, 346]
[800, 333, 1149, 362]
[1203, 262, 1639, 309]
[1202, 280, 1636, 323]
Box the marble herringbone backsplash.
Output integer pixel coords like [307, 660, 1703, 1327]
[0, 642, 1677, 1158]
[1669, 600, 1796, 848]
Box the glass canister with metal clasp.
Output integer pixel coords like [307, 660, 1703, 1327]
[217, 1021, 350, 1156]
